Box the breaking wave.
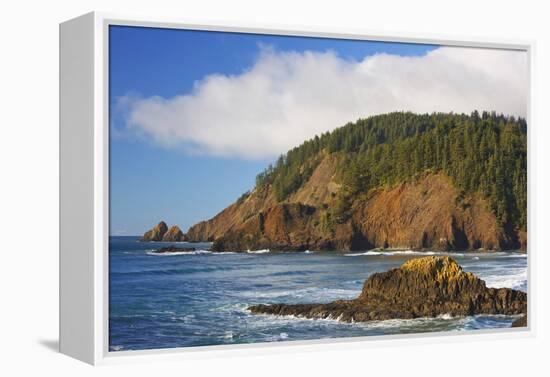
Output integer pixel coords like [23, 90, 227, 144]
[146, 250, 237, 256]
[345, 250, 437, 257]
[480, 267, 527, 291]
[246, 249, 270, 254]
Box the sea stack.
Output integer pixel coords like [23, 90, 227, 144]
[248, 256, 527, 322]
[162, 225, 186, 242]
[140, 221, 168, 242]
[140, 222, 186, 242]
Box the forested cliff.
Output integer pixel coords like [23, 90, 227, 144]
[155, 111, 527, 252]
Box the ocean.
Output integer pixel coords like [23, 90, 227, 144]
[109, 236, 527, 352]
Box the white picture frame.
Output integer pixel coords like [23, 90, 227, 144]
[59, 11, 535, 365]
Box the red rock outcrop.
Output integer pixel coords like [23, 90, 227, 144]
[204, 168, 522, 251]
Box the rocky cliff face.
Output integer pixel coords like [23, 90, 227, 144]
[185, 154, 340, 244]
[186, 153, 522, 252]
[248, 256, 527, 321]
[350, 172, 511, 251]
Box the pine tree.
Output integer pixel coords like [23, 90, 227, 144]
[254, 112, 527, 231]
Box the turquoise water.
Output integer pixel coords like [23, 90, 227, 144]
[109, 236, 527, 351]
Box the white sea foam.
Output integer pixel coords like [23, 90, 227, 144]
[248, 311, 467, 331]
[222, 331, 234, 340]
[344, 250, 529, 258]
[343, 250, 517, 258]
[345, 250, 437, 257]
[481, 267, 527, 291]
[356, 315, 475, 331]
[246, 249, 270, 254]
[145, 249, 238, 256]
[239, 286, 360, 301]
[146, 249, 210, 256]
[146, 251, 190, 256]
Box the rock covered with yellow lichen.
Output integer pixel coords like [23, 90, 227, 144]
[249, 256, 527, 322]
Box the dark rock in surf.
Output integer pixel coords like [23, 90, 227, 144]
[248, 256, 527, 322]
[152, 246, 196, 254]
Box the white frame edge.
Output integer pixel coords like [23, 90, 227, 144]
[60, 12, 96, 364]
[59, 11, 536, 366]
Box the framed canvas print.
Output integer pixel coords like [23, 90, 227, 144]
[59, 12, 533, 365]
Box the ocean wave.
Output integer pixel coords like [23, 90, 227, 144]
[343, 250, 527, 258]
[214, 302, 251, 314]
[221, 331, 234, 340]
[504, 253, 527, 258]
[480, 267, 527, 291]
[248, 312, 346, 325]
[139, 240, 213, 245]
[247, 311, 462, 329]
[146, 249, 210, 256]
[246, 249, 270, 254]
[267, 270, 318, 277]
[353, 314, 465, 329]
[145, 250, 237, 256]
[248, 311, 517, 332]
[240, 286, 361, 301]
[345, 250, 438, 257]
[259, 331, 291, 342]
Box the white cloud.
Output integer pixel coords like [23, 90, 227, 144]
[122, 46, 527, 160]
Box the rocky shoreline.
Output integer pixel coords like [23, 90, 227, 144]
[248, 256, 527, 323]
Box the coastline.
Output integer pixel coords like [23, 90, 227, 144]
[138, 239, 527, 255]
[109, 236, 528, 351]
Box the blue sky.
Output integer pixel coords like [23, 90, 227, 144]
[108, 26, 445, 235]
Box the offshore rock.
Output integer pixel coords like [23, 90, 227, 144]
[162, 225, 186, 242]
[152, 246, 196, 254]
[248, 256, 527, 322]
[140, 221, 168, 242]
